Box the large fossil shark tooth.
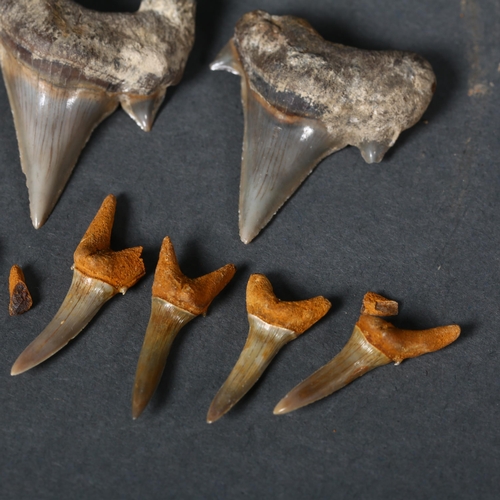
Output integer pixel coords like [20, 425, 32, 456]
[11, 194, 145, 375]
[211, 11, 436, 243]
[274, 292, 460, 415]
[0, 0, 196, 228]
[206, 274, 331, 423]
[132, 236, 236, 419]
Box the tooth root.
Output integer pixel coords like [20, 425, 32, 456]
[132, 298, 195, 419]
[274, 325, 390, 415]
[207, 314, 297, 424]
[11, 270, 116, 376]
[74, 194, 145, 291]
[120, 89, 167, 132]
[210, 40, 242, 75]
[132, 236, 236, 418]
[207, 274, 331, 423]
[238, 84, 337, 244]
[1, 50, 119, 228]
[151, 236, 237, 316]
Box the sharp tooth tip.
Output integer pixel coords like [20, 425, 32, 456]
[206, 407, 224, 424]
[10, 363, 26, 376]
[31, 218, 43, 230]
[131, 400, 146, 420]
[239, 227, 257, 244]
[273, 402, 289, 415]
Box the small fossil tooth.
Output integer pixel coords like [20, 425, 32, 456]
[0, 0, 196, 228]
[8, 264, 33, 316]
[211, 11, 436, 243]
[11, 194, 145, 376]
[206, 274, 331, 423]
[132, 236, 236, 419]
[274, 292, 460, 415]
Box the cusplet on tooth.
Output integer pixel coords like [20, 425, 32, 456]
[0, 0, 196, 228]
[212, 10, 436, 243]
[132, 236, 236, 419]
[10, 194, 145, 376]
[206, 274, 331, 423]
[274, 292, 460, 415]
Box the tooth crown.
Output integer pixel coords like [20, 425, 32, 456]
[246, 274, 331, 334]
[152, 236, 236, 316]
[73, 195, 145, 291]
[231, 10, 436, 151]
[0, 0, 196, 95]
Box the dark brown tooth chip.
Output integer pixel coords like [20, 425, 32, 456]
[8, 265, 33, 316]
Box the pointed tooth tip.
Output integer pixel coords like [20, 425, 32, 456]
[131, 396, 147, 420]
[206, 404, 225, 424]
[239, 222, 258, 245]
[273, 398, 296, 415]
[11, 359, 30, 376]
[30, 213, 45, 230]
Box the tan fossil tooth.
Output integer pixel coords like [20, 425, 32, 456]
[11, 194, 145, 376]
[211, 11, 436, 243]
[132, 236, 236, 419]
[207, 274, 331, 423]
[8, 264, 33, 316]
[0, 0, 196, 228]
[274, 292, 460, 415]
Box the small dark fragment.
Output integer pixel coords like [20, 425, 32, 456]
[9, 265, 33, 316]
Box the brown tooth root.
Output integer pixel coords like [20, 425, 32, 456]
[274, 292, 460, 415]
[132, 236, 236, 419]
[73, 194, 145, 292]
[8, 264, 33, 316]
[11, 194, 145, 376]
[206, 274, 331, 423]
[151, 237, 237, 316]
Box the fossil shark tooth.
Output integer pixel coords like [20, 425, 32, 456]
[211, 11, 436, 243]
[132, 236, 236, 419]
[8, 264, 33, 316]
[274, 292, 460, 415]
[0, 0, 196, 228]
[11, 194, 145, 376]
[206, 274, 331, 423]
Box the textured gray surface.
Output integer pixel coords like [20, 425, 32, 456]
[0, 0, 499, 498]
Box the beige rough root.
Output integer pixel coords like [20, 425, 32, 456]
[0, 0, 196, 95]
[233, 10, 436, 157]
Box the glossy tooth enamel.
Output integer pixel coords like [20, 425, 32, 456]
[11, 271, 116, 376]
[11, 194, 145, 375]
[207, 274, 331, 423]
[274, 292, 460, 415]
[212, 11, 436, 242]
[132, 299, 195, 420]
[0, 0, 195, 227]
[132, 236, 236, 419]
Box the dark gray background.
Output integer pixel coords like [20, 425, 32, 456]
[0, 0, 499, 498]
